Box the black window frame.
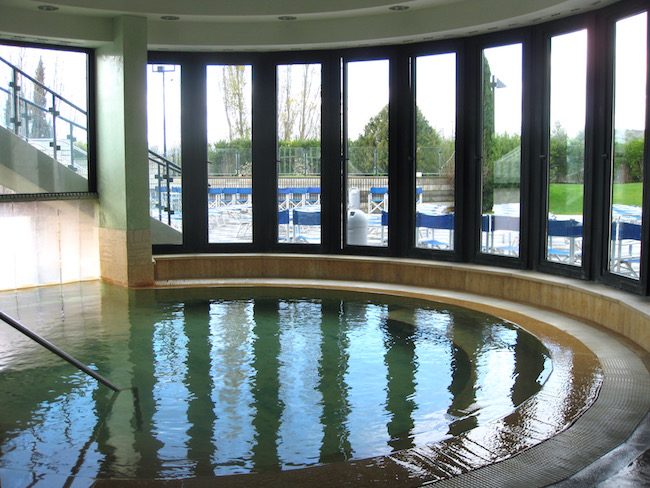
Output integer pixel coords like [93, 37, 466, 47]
[147, 0, 650, 296]
[533, 14, 596, 281]
[406, 41, 465, 262]
[0, 39, 97, 200]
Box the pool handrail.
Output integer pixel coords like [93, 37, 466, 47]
[0, 310, 121, 392]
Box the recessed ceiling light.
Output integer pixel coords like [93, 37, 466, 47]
[37, 5, 59, 11]
[278, 15, 297, 21]
[160, 15, 180, 21]
[389, 5, 409, 11]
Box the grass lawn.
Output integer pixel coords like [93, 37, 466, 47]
[549, 182, 643, 215]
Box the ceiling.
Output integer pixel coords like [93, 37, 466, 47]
[0, 0, 620, 50]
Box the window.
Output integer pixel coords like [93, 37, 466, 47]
[0, 44, 90, 195]
[545, 30, 587, 267]
[414, 52, 456, 252]
[480, 43, 523, 257]
[277, 64, 322, 245]
[607, 12, 646, 280]
[147, 64, 182, 245]
[345, 59, 389, 247]
[206, 65, 253, 244]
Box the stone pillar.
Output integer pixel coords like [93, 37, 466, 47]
[96, 16, 153, 287]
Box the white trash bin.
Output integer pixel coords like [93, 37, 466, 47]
[347, 209, 368, 246]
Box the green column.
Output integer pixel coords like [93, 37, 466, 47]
[96, 15, 153, 287]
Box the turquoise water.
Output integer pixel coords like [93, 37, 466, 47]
[0, 283, 550, 482]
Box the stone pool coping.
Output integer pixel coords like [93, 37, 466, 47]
[141, 273, 650, 486]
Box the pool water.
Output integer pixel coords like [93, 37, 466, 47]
[0, 283, 551, 482]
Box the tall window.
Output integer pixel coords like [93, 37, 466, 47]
[206, 65, 253, 244]
[608, 12, 647, 280]
[0, 44, 89, 195]
[147, 64, 182, 245]
[545, 30, 587, 267]
[480, 44, 523, 257]
[276, 64, 322, 245]
[345, 59, 389, 247]
[414, 53, 456, 251]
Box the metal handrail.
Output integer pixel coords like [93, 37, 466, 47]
[148, 149, 181, 173]
[0, 310, 121, 392]
[0, 56, 87, 115]
[0, 55, 88, 172]
[0, 85, 87, 133]
[148, 149, 182, 226]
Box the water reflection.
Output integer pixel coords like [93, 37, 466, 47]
[318, 299, 352, 463]
[383, 308, 417, 451]
[210, 299, 256, 474]
[0, 285, 553, 481]
[251, 298, 283, 472]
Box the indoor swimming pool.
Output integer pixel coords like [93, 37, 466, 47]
[0, 281, 601, 486]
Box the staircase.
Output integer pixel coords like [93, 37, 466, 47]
[0, 55, 89, 190]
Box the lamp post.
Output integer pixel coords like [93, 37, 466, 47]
[152, 64, 176, 157]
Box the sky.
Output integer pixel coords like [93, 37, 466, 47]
[0, 45, 88, 121]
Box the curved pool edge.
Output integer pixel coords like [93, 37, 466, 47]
[140, 275, 650, 487]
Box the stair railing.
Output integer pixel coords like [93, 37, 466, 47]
[0, 55, 88, 176]
[148, 149, 182, 226]
[0, 309, 120, 392]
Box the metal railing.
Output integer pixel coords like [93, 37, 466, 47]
[0, 309, 120, 392]
[148, 149, 182, 226]
[0, 55, 88, 176]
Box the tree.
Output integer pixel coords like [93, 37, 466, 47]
[549, 122, 568, 183]
[221, 66, 250, 141]
[623, 137, 644, 182]
[350, 105, 389, 175]
[30, 57, 51, 138]
[347, 104, 445, 175]
[3, 96, 11, 129]
[278, 65, 296, 142]
[481, 55, 496, 211]
[297, 64, 319, 141]
[278, 64, 320, 142]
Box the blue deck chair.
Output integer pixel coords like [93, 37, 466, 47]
[237, 187, 252, 205]
[293, 209, 320, 243]
[612, 221, 641, 277]
[289, 188, 308, 208]
[278, 188, 292, 210]
[481, 214, 493, 252]
[278, 209, 291, 242]
[415, 187, 423, 204]
[368, 187, 388, 213]
[307, 187, 321, 205]
[416, 212, 454, 249]
[547, 219, 582, 264]
[491, 215, 520, 255]
[207, 187, 223, 208]
[222, 187, 238, 206]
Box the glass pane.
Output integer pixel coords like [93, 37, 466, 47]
[0, 45, 89, 194]
[415, 53, 456, 251]
[346, 59, 389, 247]
[147, 64, 182, 245]
[277, 64, 322, 244]
[480, 44, 522, 257]
[608, 12, 646, 279]
[206, 65, 253, 244]
[545, 30, 587, 266]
